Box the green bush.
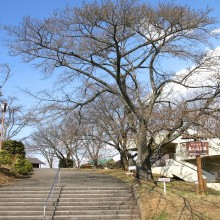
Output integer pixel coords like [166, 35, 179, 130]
[3, 140, 26, 158]
[0, 150, 13, 166]
[12, 157, 33, 175]
[59, 158, 74, 168]
[105, 159, 116, 169]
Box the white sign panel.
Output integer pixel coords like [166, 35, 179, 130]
[158, 178, 170, 182]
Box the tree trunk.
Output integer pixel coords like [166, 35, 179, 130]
[93, 158, 99, 168]
[118, 147, 136, 170]
[136, 123, 155, 182]
[136, 154, 154, 182]
[120, 151, 128, 170]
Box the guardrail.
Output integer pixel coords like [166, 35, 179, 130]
[43, 168, 60, 220]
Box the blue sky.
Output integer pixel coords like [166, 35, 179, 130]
[0, 1, 85, 106]
[0, 0, 220, 138]
[0, 0, 219, 166]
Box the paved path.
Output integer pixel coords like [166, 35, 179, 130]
[8, 168, 128, 187]
[60, 169, 127, 187]
[8, 168, 58, 187]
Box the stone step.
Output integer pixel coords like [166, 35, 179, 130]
[53, 214, 140, 220]
[0, 202, 54, 206]
[55, 205, 138, 210]
[0, 210, 54, 216]
[0, 190, 60, 194]
[61, 187, 130, 190]
[0, 198, 57, 202]
[0, 193, 59, 198]
[0, 206, 55, 211]
[61, 190, 132, 194]
[0, 187, 60, 191]
[59, 193, 132, 198]
[54, 201, 136, 206]
[55, 210, 139, 215]
[0, 217, 52, 220]
[58, 197, 133, 202]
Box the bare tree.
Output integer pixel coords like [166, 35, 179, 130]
[5, 0, 220, 181]
[83, 93, 136, 170]
[3, 97, 36, 140]
[0, 64, 36, 141]
[26, 110, 87, 168]
[25, 136, 55, 168]
[0, 63, 11, 92]
[81, 121, 113, 168]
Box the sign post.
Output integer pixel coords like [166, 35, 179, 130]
[158, 178, 170, 195]
[186, 141, 208, 194]
[196, 155, 204, 194]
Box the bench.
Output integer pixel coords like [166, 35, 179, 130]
[126, 166, 136, 177]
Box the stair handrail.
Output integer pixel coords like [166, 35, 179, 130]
[43, 168, 60, 220]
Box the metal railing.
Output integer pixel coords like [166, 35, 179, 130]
[43, 168, 60, 220]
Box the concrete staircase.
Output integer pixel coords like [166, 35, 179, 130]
[0, 169, 141, 220]
[0, 186, 61, 219]
[54, 186, 140, 219]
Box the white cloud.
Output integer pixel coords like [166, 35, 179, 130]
[162, 46, 220, 102]
[211, 28, 220, 35]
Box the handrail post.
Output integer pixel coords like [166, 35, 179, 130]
[58, 169, 60, 187]
[52, 188, 54, 201]
[43, 205, 46, 220]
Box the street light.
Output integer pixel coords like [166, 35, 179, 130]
[0, 101, 7, 150]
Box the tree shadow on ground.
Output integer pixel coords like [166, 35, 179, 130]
[133, 180, 220, 220]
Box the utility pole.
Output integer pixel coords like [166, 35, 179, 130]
[0, 101, 7, 150]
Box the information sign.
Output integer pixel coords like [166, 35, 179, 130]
[186, 142, 209, 156]
[158, 178, 170, 182]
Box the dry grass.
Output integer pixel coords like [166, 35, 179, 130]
[96, 169, 220, 220]
[0, 171, 15, 186]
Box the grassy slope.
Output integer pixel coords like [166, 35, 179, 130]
[96, 169, 220, 220]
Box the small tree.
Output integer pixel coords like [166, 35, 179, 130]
[12, 157, 33, 175]
[0, 150, 13, 166]
[0, 141, 33, 175]
[3, 140, 26, 158]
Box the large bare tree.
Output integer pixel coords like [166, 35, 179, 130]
[5, 0, 220, 181]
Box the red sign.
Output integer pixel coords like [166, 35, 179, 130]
[186, 142, 209, 156]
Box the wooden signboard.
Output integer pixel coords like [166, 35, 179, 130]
[186, 142, 209, 156]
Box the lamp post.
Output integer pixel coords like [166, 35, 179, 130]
[0, 101, 7, 150]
